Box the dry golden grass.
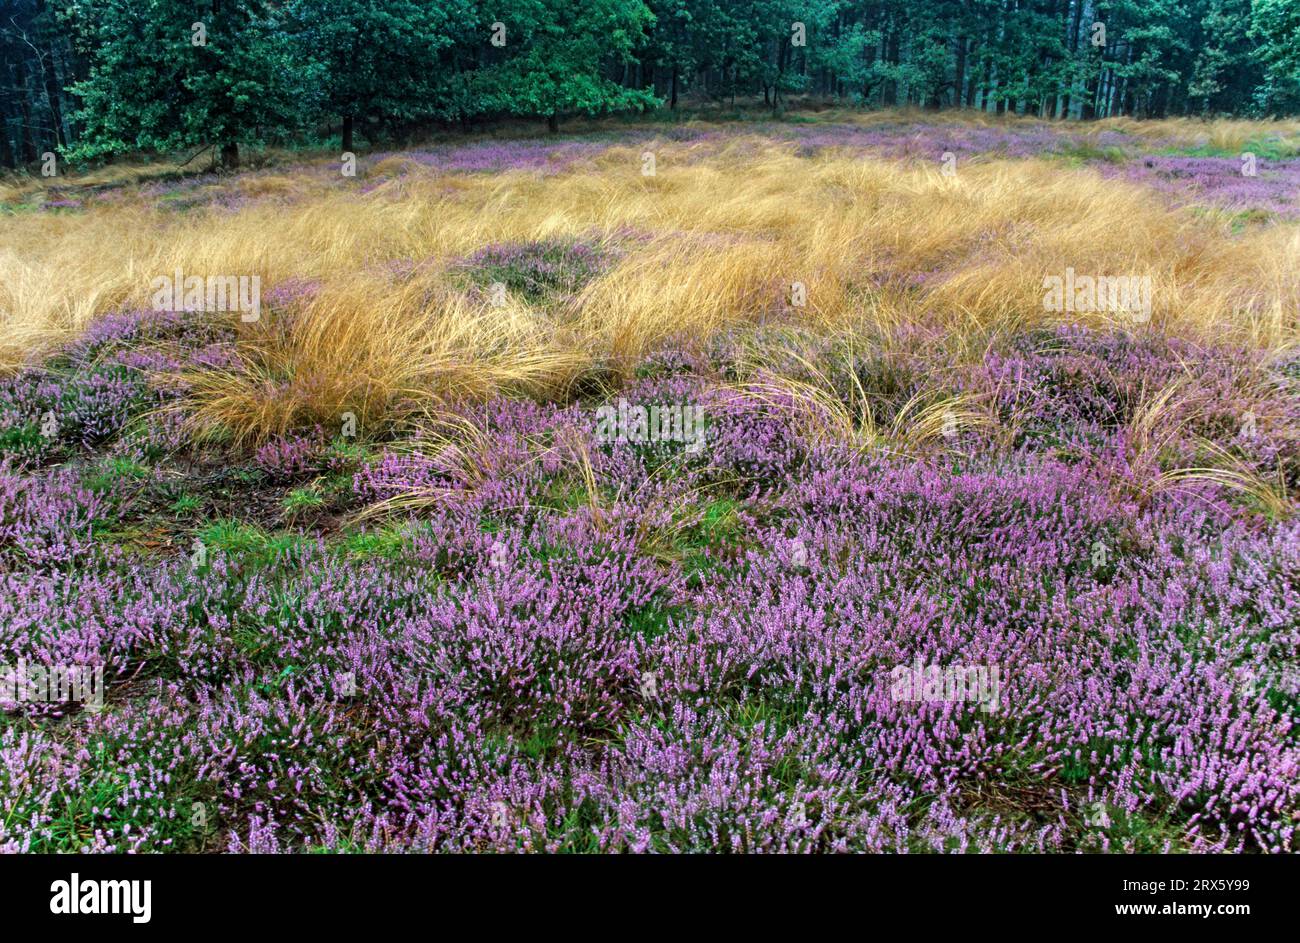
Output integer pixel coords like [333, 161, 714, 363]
[733, 336, 994, 458]
[1089, 114, 1300, 151]
[176, 278, 586, 444]
[3, 112, 1299, 440]
[0, 145, 304, 205]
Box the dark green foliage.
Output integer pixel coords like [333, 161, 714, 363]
[3, 0, 1300, 172]
[64, 0, 303, 169]
[283, 0, 466, 150]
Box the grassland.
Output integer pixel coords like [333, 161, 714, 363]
[1, 110, 1298, 853]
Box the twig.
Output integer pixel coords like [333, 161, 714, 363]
[177, 143, 215, 169]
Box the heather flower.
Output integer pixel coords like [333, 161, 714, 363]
[458, 239, 612, 302]
[253, 429, 326, 482]
[1100, 155, 1300, 219]
[2, 318, 1298, 854]
[0, 463, 106, 571]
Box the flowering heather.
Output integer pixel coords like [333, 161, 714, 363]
[254, 430, 326, 482]
[0, 463, 105, 572]
[4, 114, 1300, 857]
[459, 239, 612, 302]
[766, 120, 1083, 161]
[346, 121, 1298, 244]
[0, 364, 147, 463]
[0, 308, 241, 468]
[0, 321, 1297, 854]
[1100, 155, 1300, 219]
[369, 134, 674, 175]
[262, 278, 323, 311]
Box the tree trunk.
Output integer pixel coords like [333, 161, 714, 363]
[342, 114, 354, 153]
[670, 65, 679, 109]
[954, 36, 968, 109]
[547, 113, 559, 133]
[774, 40, 788, 115]
[12, 57, 38, 163]
[883, 32, 900, 106]
[1063, 0, 1086, 118]
[220, 140, 239, 172]
[39, 51, 66, 148]
[0, 100, 14, 169]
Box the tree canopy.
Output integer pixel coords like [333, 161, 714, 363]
[2, 0, 1298, 169]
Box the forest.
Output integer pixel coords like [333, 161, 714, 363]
[2, 0, 1300, 170]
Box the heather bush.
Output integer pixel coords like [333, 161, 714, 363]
[3, 326, 1297, 853]
[254, 429, 327, 483]
[459, 239, 611, 302]
[0, 464, 106, 572]
[4, 114, 1300, 855]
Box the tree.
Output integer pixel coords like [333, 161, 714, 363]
[1252, 0, 1300, 113]
[473, 0, 657, 132]
[6, 0, 1299, 172]
[644, 0, 694, 109]
[67, 0, 300, 169]
[1, 0, 79, 169]
[284, 0, 465, 153]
